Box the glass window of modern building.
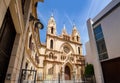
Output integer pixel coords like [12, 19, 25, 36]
[93, 25, 108, 60]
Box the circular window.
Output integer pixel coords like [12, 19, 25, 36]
[63, 46, 70, 54]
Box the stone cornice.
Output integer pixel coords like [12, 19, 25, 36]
[71, 54, 84, 57]
[44, 60, 62, 64]
[44, 59, 84, 66]
[40, 54, 47, 56]
[40, 43, 46, 47]
[45, 49, 85, 57]
[74, 63, 84, 66]
[47, 34, 82, 45]
[38, 66, 44, 68]
[46, 48, 63, 53]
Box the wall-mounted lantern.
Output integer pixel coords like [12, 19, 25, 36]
[29, 14, 44, 30]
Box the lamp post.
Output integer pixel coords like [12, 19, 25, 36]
[58, 73, 60, 83]
[73, 68, 76, 83]
[73, 70, 75, 83]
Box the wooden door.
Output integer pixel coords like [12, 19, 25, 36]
[65, 66, 71, 80]
[101, 58, 120, 83]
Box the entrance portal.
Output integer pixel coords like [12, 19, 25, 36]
[65, 66, 71, 80]
[0, 9, 16, 82]
[101, 57, 120, 83]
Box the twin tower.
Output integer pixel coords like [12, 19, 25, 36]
[41, 14, 83, 81]
[47, 14, 81, 43]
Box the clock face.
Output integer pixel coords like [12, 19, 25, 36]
[63, 46, 70, 54]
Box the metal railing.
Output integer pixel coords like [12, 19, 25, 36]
[43, 80, 85, 83]
[20, 69, 37, 83]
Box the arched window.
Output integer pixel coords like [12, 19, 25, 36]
[78, 47, 80, 54]
[29, 35, 32, 49]
[35, 53, 39, 64]
[77, 36, 79, 41]
[50, 39, 53, 49]
[49, 53, 52, 59]
[49, 52, 53, 59]
[51, 27, 54, 34]
[49, 54, 51, 59]
[61, 56, 62, 60]
[72, 37, 74, 40]
[25, 62, 28, 69]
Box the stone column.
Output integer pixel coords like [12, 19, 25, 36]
[43, 61, 46, 80]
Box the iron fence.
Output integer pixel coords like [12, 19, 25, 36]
[20, 69, 37, 83]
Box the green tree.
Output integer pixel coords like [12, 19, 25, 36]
[84, 64, 94, 77]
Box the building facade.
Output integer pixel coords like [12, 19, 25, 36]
[87, 0, 120, 83]
[22, 14, 85, 83]
[0, 0, 43, 83]
[0, 0, 84, 82]
[38, 15, 85, 81]
[85, 42, 93, 64]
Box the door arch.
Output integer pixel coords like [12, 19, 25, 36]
[65, 65, 71, 80]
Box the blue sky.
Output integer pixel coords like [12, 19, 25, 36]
[37, 0, 112, 55]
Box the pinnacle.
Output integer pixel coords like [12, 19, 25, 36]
[62, 24, 68, 35]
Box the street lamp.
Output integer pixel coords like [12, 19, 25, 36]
[29, 14, 44, 29]
[73, 70, 76, 83]
[58, 72, 60, 83]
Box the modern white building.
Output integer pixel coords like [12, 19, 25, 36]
[85, 42, 93, 64]
[86, 0, 120, 83]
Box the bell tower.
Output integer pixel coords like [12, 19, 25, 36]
[47, 14, 56, 35]
[71, 25, 80, 42]
[46, 14, 56, 49]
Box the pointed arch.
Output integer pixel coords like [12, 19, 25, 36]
[51, 27, 54, 34]
[49, 52, 54, 59]
[64, 62, 73, 80]
[77, 35, 79, 41]
[29, 35, 32, 49]
[64, 62, 73, 70]
[78, 47, 80, 54]
[65, 65, 71, 80]
[50, 39, 53, 49]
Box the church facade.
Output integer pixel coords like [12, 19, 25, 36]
[38, 15, 85, 81]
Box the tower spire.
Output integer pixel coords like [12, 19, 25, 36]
[63, 24, 66, 30]
[47, 13, 56, 35]
[62, 24, 68, 35]
[51, 12, 54, 17]
[71, 24, 80, 42]
[51, 10, 54, 17]
[73, 23, 77, 31]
